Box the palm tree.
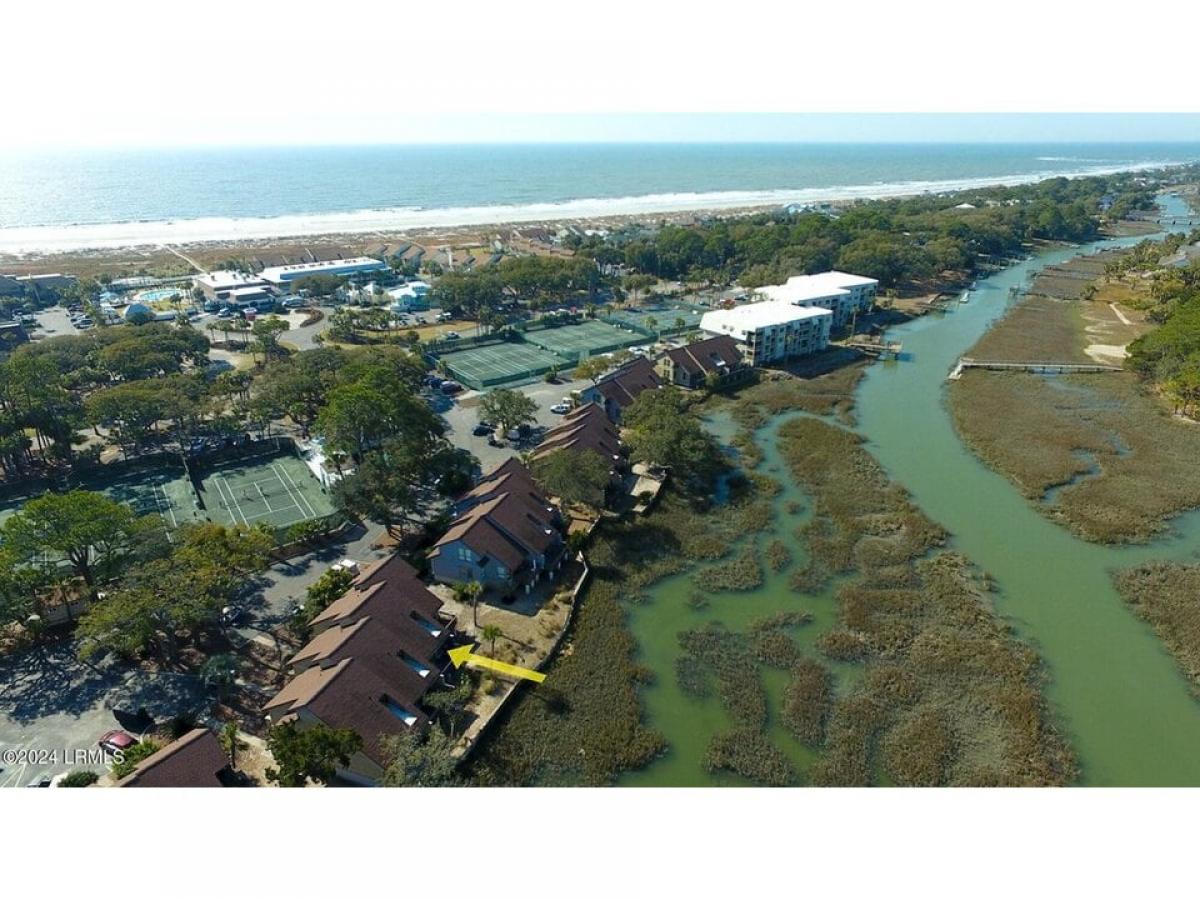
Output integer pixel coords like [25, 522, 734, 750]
[481, 623, 504, 657]
[219, 721, 243, 769]
[454, 581, 484, 630]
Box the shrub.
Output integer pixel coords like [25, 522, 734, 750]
[58, 770, 99, 788]
[111, 740, 162, 780]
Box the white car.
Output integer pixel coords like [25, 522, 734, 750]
[332, 559, 359, 575]
[550, 402, 571, 414]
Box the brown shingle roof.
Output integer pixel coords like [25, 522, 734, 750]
[462, 459, 555, 513]
[432, 512, 528, 572]
[117, 728, 228, 788]
[290, 615, 437, 705]
[310, 557, 447, 641]
[532, 404, 621, 462]
[665, 335, 742, 377]
[263, 656, 427, 768]
[596, 356, 663, 410]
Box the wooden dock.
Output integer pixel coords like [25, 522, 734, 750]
[948, 357, 1124, 380]
[843, 338, 903, 359]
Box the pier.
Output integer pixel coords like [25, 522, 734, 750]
[843, 338, 903, 359]
[948, 357, 1124, 380]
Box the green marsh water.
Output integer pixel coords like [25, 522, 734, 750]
[624, 195, 1200, 786]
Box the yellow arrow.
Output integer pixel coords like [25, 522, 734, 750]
[448, 643, 546, 683]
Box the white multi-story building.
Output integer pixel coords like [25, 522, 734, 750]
[699, 301, 832, 366]
[754, 270, 878, 327]
[258, 256, 391, 287]
[194, 270, 271, 302]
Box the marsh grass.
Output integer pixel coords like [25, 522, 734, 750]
[950, 371, 1200, 542]
[749, 610, 813, 633]
[752, 630, 800, 668]
[678, 623, 767, 730]
[473, 479, 776, 785]
[950, 247, 1200, 543]
[766, 539, 793, 573]
[778, 418, 947, 592]
[693, 546, 764, 593]
[777, 419, 1076, 786]
[782, 658, 832, 745]
[1114, 562, 1200, 691]
[721, 361, 868, 427]
[703, 728, 799, 787]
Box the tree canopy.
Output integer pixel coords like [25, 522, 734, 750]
[266, 721, 363, 787]
[477, 388, 538, 435]
[622, 388, 725, 489]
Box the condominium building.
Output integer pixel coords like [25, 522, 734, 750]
[754, 270, 878, 327]
[699, 301, 832, 366]
[258, 256, 390, 287]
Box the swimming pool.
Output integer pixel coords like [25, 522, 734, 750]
[136, 287, 184, 303]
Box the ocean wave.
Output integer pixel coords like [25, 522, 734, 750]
[0, 159, 1185, 255]
[1036, 156, 1115, 163]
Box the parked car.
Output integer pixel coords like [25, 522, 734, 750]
[550, 402, 571, 414]
[331, 559, 359, 575]
[217, 307, 234, 318]
[472, 422, 492, 436]
[282, 297, 306, 309]
[443, 331, 460, 341]
[440, 381, 463, 395]
[98, 729, 138, 755]
[25, 774, 53, 788]
[487, 435, 503, 447]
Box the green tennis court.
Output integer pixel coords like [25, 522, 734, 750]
[91, 468, 198, 529]
[440, 342, 565, 389]
[197, 454, 335, 530]
[609, 307, 703, 334]
[522, 320, 644, 361]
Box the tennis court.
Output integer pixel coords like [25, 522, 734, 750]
[440, 342, 564, 389]
[610, 306, 703, 334]
[91, 468, 198, 529]
[198, 454, 335, 530]
[522, 320, 644, 361]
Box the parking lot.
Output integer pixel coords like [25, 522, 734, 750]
[441, 375, 592, 471]
[0, 641, 203, 786]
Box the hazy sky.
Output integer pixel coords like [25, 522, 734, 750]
[7, 1, 1200, 149]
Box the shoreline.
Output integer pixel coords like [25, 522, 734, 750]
[0, 158, 1188, 270]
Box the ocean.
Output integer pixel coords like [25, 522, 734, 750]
[1, 142, 1197, 254]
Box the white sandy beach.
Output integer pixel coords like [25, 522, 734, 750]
[0, 160, 1182, 257]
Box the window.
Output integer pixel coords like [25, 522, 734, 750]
[410, 611, 442, 638]
[398, 651, 432, 677]
[382, 696, 418, 727]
